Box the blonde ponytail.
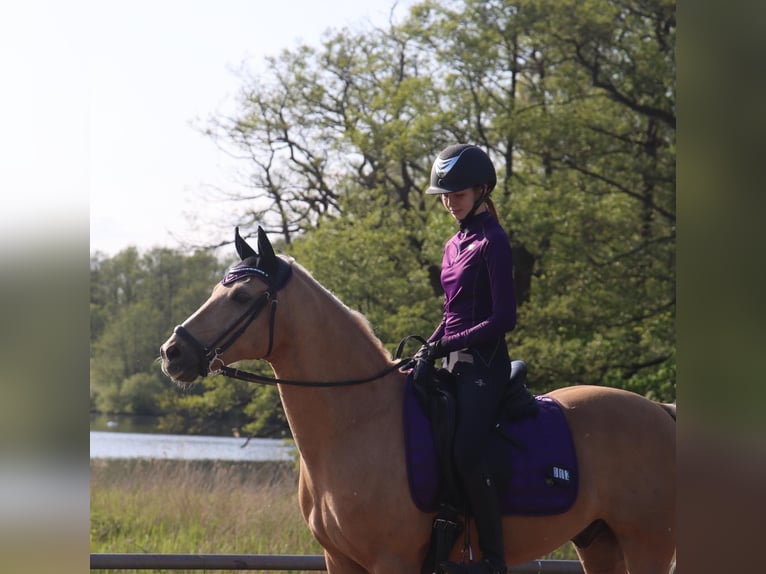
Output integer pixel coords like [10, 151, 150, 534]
[485, 196, 499, 221]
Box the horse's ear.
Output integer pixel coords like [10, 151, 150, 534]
[234, 226, 257, 261]
[256, 226, 277, 272]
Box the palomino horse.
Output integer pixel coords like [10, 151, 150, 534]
[160, 228, 676, 574]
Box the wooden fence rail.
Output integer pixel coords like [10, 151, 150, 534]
[90, 554, 584, 573]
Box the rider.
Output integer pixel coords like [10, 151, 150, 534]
[415, 143, 516, 574]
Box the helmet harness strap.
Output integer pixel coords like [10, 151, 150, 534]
[459, 185, 489, 228]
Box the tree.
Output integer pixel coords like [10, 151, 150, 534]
[91, 0, 676, 438]
[90, 245, 294, 435]
[400, 0, 675, 396]
[90, 247, 229, 417]
[200, 0, 675, 400]
[500, 0, 676, 396]
[288, 196, 444, 351]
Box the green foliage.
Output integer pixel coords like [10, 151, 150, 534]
[288, 196, 445, 351]
[91, 248, 224, 423]
[91, 0, 676, 438]
[90, 246, 291, 436]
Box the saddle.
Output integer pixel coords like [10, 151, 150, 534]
[410, 360, 538, 509]
[406, 359, 580, 574]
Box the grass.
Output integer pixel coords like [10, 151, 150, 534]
[91, 459, 577, 573]
[90, 459, 323, 573]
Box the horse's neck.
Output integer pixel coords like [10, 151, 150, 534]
[268, 269, 402, 459]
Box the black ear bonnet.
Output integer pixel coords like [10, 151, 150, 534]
[223, 226, 292, 289]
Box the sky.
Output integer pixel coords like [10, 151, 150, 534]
[1, 2, 410, 552]
[0, 0, 413, 257]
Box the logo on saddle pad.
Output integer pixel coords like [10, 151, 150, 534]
[403, 374, 579, 516]
[548, 465, 573, 486]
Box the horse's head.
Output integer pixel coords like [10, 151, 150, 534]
[159, 227, 292, 384]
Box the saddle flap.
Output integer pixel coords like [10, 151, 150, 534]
[403, 373, 579, 516]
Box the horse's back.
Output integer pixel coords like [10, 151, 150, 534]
[549, 384, 676, 430]
[551, 383, 675, 427]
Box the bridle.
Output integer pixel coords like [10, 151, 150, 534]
[172, 259, 415, 388]
[174, 287, 280, 379]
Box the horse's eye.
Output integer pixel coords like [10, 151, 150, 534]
[231, 288, 251, 303]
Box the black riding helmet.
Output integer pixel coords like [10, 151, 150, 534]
[426, 144, 497, 195]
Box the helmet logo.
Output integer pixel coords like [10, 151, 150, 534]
[434, 155, 461, 178]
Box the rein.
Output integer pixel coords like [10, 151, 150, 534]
[173, 256, 419, 387]
[214, 335, 421, 388]
[216, 359, 413, 388]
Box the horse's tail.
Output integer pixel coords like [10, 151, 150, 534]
[659, 402, 676, 421]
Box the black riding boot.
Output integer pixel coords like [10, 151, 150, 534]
[441, 465, 506, 574]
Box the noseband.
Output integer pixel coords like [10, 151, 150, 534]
[173, 259, 292, 378]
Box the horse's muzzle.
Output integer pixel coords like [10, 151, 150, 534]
[159, 334, 203, 384]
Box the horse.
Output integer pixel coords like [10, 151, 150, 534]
[160, 228, 676, 574]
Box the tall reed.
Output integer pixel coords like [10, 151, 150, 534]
[91, 458, 577, 574]
[91, 459, 322, 573]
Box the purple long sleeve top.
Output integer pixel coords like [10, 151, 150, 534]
[428, 211, 516, 352]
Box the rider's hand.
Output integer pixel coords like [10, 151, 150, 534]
[414, 340, 447, 362]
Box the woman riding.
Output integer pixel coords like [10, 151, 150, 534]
[415, 143, 517, 574]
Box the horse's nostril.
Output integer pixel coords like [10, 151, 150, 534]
[164, 344, 180, 361]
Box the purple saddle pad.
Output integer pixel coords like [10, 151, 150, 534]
[403, 373, 578, 516]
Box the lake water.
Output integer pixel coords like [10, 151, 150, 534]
[90, 431, 295, 462]
[90, 413, 165, 434]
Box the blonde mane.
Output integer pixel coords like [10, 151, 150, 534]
[285, 257, 393, 361]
